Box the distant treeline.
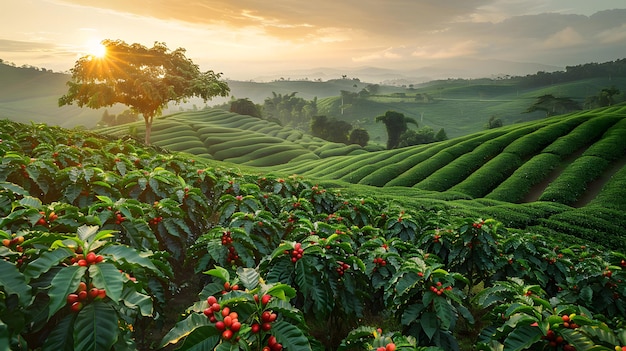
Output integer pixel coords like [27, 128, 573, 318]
[0, 58, 57, 73]
[518, 58, 626, 87]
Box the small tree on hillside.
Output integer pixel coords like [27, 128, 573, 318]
[525, 94, 581, 117]
[486, 115, 503, 129]
[59, 39, 230, 144]
[230, 98, 261, 117]
[435, 128, 448, 141]
[375, 110, 418, 149]
[585, 86, 621, 109]
[349, 128, 369, 147]
[310, 115, 353, 144]
[398, 127, 436, 147]
[327, 120, 352, 143]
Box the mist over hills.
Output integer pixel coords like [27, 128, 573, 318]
[0, 57, 621, 136]
[249, 58, 563, 85]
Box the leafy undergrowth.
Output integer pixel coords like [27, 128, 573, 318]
[1, 119, 626, 351]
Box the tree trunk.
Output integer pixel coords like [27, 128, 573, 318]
[144, 115, 153, 145]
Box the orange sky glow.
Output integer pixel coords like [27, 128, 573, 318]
[1, 0, 625, 81]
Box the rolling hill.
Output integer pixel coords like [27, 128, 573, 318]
[97, 109, 381, 167]
[2, 59, 624, 142]
[94, 103, 626, 251]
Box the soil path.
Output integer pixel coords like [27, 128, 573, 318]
[573, 155, 626, 207]
[522, 147, 587, 203]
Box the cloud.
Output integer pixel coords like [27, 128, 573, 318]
[597, 24, 626, 44]
[7, 1, 626, 78]
[0, 39, 56, 52]
[352, 47, 406, 63]
[411, 40, 486, 59]
[542, 27, 586, 48]
[56, 0, 492, 41]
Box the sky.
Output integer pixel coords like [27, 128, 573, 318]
[1, 0, 626, 81]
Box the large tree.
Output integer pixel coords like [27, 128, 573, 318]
[59, 39, 230, 144]
[525, 94, 581, 117]
[375, 110, 418, 149]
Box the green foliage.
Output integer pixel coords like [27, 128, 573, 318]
[59, 39, 230, 144]
[585, 86, 622, 108]
[590, 164, 626, 210]
[349, 128, 370, 147]
[1, 118, 626, 351]
[525, 94, 582, 117]
[376, 111, 419, 149]
[310, 115, 353, 144]
[263, 92, 317, 130]
[230, 98, 262, 118]
[485, 153, 560, 203]
[539, 156, 609, 205]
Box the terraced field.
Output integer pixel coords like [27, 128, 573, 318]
[98, 109, 379, 166]
[275, 105, 626, 202]
[97, 104, 626, 249]
[269, 105, 626, 249]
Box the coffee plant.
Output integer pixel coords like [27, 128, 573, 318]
[1, 119, 625, 351]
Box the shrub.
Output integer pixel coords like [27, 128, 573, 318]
[358, 164, 405, 187]
[542, 114, 622, 156]
[502, 115, 587, 157]
[318, 144, 363, 158]
[539, 156, 609, 205]
[240, 149, 314, 167]
[453, 152, 523, 199]
[590, 164, 626, 210]
[583, 118, 626, 161]
[415, 137, 512, 191]
[208, 137, 281, 155]
[484, 152, 560, 203]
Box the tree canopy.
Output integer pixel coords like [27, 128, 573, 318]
[349, 128, 370, 147]
[59, 39, 230, 144]
[310, 115, 354, 144]
[525, 94, 581, 117]
[230, 98, 261, 118]
[375, 110, 418, 149]
[585, 86, 622, 109]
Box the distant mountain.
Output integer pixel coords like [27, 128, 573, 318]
[250, 58, 563, 85]
[0, 63, 121, 128]
[0, 58, 612, 130]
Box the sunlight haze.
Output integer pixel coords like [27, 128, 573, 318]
[1, 0, 625, 81]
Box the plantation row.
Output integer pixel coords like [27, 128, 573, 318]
[1, 118, 626, 351]
[99, 109, 379, 167]
[277, 105, 626, 201]
[264, 106, 626, 247]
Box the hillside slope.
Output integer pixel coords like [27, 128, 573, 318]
[270, 105, 626, 205]
[316, 76, 626, 140]
[95, 104, 626, 250]
[97, 109, 379, 167]
[263, 104, 626, 249]
[0, 64, 116, 128]
[3, 60, 624, 141]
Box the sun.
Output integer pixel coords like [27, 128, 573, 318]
[86, 39, 107, 58]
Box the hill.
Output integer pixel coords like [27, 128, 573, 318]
[97, 109, 382, 167]
[2, 117, 626, 351]
[2, 59, 624, 142]
[0, 63, 119, 128]
[93, 104, 626, 251]
[265, 104, 626, 249]
[0, 61, 375, 129]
